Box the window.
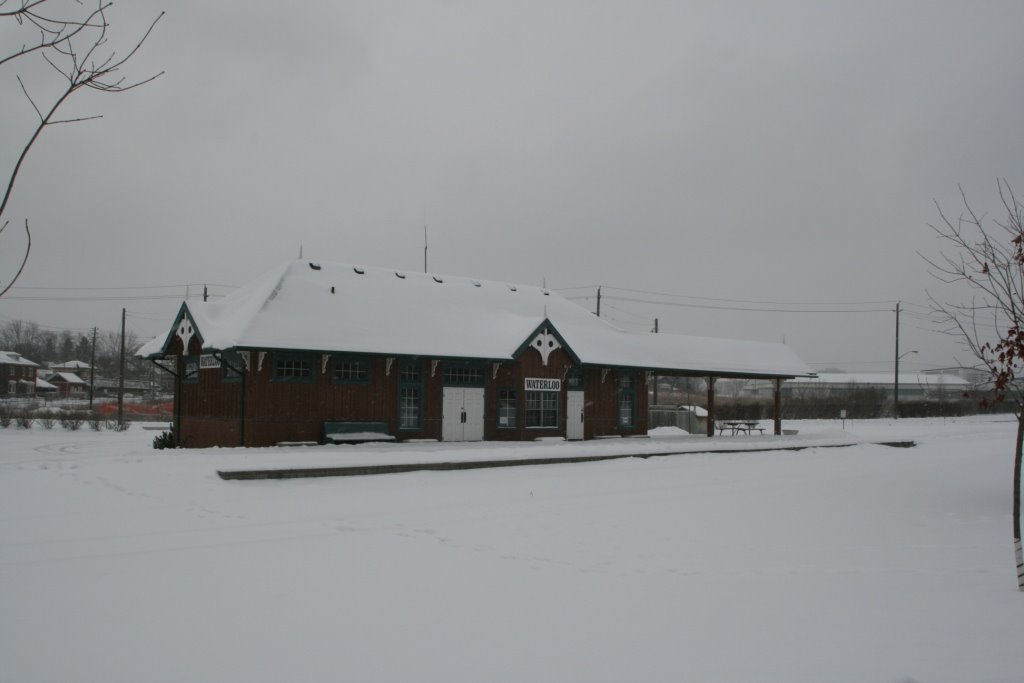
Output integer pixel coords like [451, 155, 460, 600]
[399, 387, 421, 430]
[182, 356, 200, 384]
[566, 366, 583, 390]
[333, 357, 369, 383]
[221, 350, 243, 382]
[498, 389, 517, 428]
[618, 372, 635, 427]
[442, 365, 483, 386]
[525, 391, 558, 428]
[398, 361, 422, 430]
[399, 363, 421, 383]
[273, 353, 313, 382]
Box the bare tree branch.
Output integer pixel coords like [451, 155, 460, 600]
[926, 181, 1024, 590]
[0, 0, 163, 298]
[0, 1, 107, 68]
[0, 220, 31, 299]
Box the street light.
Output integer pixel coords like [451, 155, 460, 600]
[894, 349, 918, 419]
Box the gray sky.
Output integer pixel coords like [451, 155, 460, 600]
[2, 1, 1024, 373]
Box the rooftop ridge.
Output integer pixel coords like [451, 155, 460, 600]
[293, 258, 553, 296]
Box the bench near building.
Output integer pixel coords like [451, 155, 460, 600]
[137, 260, 815, 448]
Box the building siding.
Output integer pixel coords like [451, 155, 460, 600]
[173, 346, 649, 448]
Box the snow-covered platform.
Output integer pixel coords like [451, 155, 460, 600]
[218, 437, 916, 479]
[214, 426, 912, 480]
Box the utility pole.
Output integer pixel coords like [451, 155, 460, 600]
[117, 308, 126, 428]
[893, 301, 900, 419]
[652, 318, 659, 405]
[89, 326, 97, 411]
[424, 225, 428, 273]
[203, 285, 208, 302]
[596, 286, 602, 317]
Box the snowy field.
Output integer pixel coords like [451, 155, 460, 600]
[2, 417, 1023, 682]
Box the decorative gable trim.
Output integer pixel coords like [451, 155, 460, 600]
[150, 303, 204, 357]
[176, 313, 196, 353]
[512, 319, 580, 365]
[528, 328, 561, 366]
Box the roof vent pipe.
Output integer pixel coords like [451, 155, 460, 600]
[331, 286, 335, 294]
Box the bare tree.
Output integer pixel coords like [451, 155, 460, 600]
[923, 179, 1024, 590]
[0, 0, 163, 297]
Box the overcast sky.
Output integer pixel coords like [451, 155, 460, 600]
[2, 1, 1024, 373]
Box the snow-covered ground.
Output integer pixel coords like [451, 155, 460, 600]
[1, 416, 1023, 682]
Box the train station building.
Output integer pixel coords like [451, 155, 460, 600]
[138, 260, 814, 448]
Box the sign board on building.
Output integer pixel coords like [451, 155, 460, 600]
[525, 378, 561, 392]
[200, 354, 221, 369]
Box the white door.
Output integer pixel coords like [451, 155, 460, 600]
[463, 388, 485, 441]
[442, 387, 486, 442]
[566, 390, 584, 440]
[442, 387, 464, 441]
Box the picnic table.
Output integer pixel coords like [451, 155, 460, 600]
[716, 420, 766, 436]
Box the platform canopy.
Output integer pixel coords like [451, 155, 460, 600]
[138, 259, 815, 380]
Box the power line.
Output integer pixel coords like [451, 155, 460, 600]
[553, 284, 601, 292]
[8, 283, 237, 291]
[602, 294, 893, 314]
[0, 294, 188, 302]
[560, 283, 903, 308]
[606, 285, 900, 307]
[601, 302, 652, 325]
[0, 313, 94, 333]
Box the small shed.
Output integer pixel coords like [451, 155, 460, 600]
[649, 404, 708, 434]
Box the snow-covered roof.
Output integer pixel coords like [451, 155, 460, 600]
[35, 378, 58, 391]
[138, 259, 815, 378]
[0, 351, 39, 367]
[680, 405, 709, 417]
[46, 372, 87, 384]
[51, 360, 90, 370]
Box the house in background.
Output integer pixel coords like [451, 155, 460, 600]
[49, 360, 92, 380]
[0, 351, 39, 397]
[91, 377, 151, 398]
[35, 376, 58, 396]
[44, 371, 88, 398]
[138, 260, 816, 448]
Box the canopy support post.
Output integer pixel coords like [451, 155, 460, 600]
[774, 378, 783, 435]
[706, 376, 716, 437]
